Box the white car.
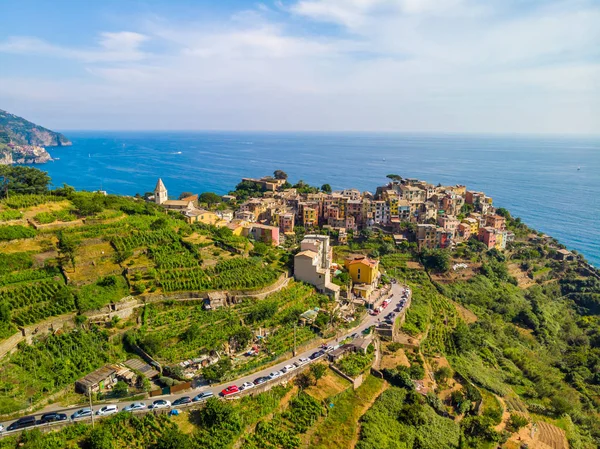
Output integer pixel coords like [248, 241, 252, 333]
[0, 424, 4, 432]
[123, 402, 146, 412]
[149, 399, 171, 409]
[268, 371, 282, 379]
[281, 364, 295, 374]
[239, 381, 255, 391]
[294, 357, 309, 367]
[96, 405, 118, 416]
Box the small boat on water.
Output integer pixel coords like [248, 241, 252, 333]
[578, 166, 581, 170]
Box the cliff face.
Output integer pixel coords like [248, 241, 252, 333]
[0, 109, 70, 165]
[0, 109, 71, 147]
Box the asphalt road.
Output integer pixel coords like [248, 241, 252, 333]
[0, 282, 409, 435]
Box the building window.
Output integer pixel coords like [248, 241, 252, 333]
[357, 268, 361, 280]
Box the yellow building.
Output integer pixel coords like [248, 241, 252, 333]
[388, 196, 399, 215]
[462, 217, 479, 235]
[303, 207, 318, 227]
[494, 231, 504, 251]
[344, 256, 380, 286]
[184, 209, 220, 225]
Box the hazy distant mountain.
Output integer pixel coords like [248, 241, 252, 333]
[0, 109, 71, 147]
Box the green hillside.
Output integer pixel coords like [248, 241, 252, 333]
[0, 109, 71, 147]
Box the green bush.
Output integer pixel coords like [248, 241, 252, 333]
[0, 225, 36, 241]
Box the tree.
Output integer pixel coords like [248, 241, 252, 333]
[273, 170, 288, 180]
[421, 249, 450, 273]
[506, 413, 529, 433]
[203, 358, 232, 382]
[310, 363, 327, 381]
[321, 183, 332, 193]
[86, 427, 114, 449]
[178, 191, 195, 200]
[434, 366, 453, 384]
[295, 372, 315, 389]
[57, 231, 77, 269]
[112, 380, 129, 398]
[0, 166, 51, 195]
[386, 174, 402, 182]
[153, 428, 192, 449]
[199, 192, 222, 205]
[0, 302, 10, 324]
[197, 397, 241, 430]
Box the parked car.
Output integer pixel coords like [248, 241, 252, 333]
[123, 402, 146, 412]
[7, 416, 36, 431]
[39, 412, 67, 424]
[309, 350, 325, 360]
[221, 385, 239, 396]
[0, 424, 4, 432]
[239, 381, 255, 391]
[268, 371, 282, 379]
[294, 357, 309, 367]
[172, 396, 192, 407]
[149, 400, 171, 409]
[193, 391, 214, 402]
[253, 376, 269, 385]
[96, 405, 118, 416]
[71, 408, 92, 420]
[281, 364, 296, 373]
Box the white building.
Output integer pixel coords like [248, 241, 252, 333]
[294, 235, 340, 299]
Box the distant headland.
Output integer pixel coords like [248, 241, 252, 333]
[0, 108, 71, 165]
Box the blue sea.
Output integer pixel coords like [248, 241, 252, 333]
[38, 131, 600, 267]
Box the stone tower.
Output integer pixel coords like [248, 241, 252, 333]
[154, 178, 168, 205]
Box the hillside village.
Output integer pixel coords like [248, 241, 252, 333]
[0, 167, 597, 449]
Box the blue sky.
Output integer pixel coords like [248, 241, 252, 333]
[0, 0, 598, 133]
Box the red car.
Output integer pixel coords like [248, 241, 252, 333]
[221, 385, 239, 396]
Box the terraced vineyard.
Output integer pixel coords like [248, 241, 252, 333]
[0, 278, 74, 327]
[158, 257, 280, 292]
[421, 292, 459, 356]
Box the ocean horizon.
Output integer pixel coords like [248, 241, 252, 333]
[33, 131, 600, 267]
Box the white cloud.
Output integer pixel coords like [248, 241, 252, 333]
[0, 31, 149, 63]
[0, 0, 598, 133]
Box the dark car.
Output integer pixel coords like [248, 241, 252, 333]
[40, 412, 67, 424]
[309, 350, 324, 360]
[172, 396, 192, 407]
[7, 416, 37, 431]
[254, 376, 269, 385]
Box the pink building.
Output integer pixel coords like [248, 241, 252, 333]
[478, 227, 497, 249]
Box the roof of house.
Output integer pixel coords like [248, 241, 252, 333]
[163, 199, 192, 207]
[347, 256, 378, 268]
[330, 344, 354, 358]
[155, 178, 167, 193]
[296, 250, 318, 259]
[180, 194, 198, 202]
[352, 336, 373, 350]
[124, 359, 160, 378]
[184, 208, 213, 217]
[76, 365, 117, 388]
[557, 248, 572, 255]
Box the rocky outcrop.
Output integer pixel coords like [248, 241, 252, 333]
[0, 143, 52, 165]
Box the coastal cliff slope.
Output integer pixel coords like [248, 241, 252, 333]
[0, 109, 71, 147]
[0, 109, 71, 164]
